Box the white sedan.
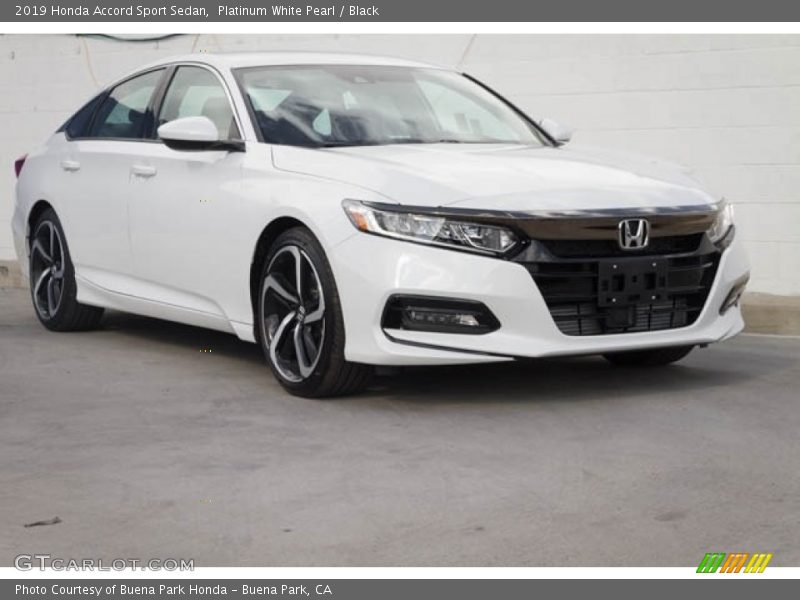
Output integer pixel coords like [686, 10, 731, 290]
[12, 52, 750, 397]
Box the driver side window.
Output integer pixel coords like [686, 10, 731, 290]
[157, 66, 241, 141]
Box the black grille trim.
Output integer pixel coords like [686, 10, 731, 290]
[539, 233, 704, 258]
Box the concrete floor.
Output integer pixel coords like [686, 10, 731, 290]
[1, 287, 798, 567]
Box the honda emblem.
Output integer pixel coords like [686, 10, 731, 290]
[618, 218, 650, 249]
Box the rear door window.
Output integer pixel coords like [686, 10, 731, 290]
[88, 69, 164, 140]
[62, 93, 104, 139]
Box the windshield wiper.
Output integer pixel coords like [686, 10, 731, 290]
[315, 138, 503, 148]
[381, 138, 461, 144]
[316, 140, 427, 148]
[317, 142, 360, 148]
[392, 139, 509, 145]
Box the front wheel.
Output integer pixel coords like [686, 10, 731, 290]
[257, 227, 372, 398]
[603, 345, 694, 367]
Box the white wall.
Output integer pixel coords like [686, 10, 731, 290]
[1, 34, 798, 295]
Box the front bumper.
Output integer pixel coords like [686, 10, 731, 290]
[331, 230, 749, 366]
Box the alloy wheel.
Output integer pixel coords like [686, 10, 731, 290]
[261, 245, 326, 383]
[30, 220, 66, 320]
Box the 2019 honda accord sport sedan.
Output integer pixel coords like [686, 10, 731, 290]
[12, 52, 750, 397]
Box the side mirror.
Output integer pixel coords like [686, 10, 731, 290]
[157, 116, 244, 152]
[538, 118, 573, 145]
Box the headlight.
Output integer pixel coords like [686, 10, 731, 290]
[707, 200, 735, 244]
[342, 200, 519, 256]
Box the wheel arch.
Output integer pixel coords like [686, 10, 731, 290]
[27, 200, 56, 244]
[249, 215, 308, 336]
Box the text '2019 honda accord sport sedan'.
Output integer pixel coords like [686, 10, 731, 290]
[12, 52, 750, 397]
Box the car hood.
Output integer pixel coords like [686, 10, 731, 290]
[272, 143, 717, 212]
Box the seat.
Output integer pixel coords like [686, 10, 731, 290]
[200, 96, 238, 140]
[255, 95, 320, 146]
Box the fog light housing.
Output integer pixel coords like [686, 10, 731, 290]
[720, 275, 749, 314]
[382, 295, 500, 334]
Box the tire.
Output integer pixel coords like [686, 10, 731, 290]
[29, 208, 104, 331]
[257, 227, 372, 398]
[603, 345, 694, 367]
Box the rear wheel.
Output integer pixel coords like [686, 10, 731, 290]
[29, 208, 103, 331]
[603, 345, 694, 367]
[257, 227, 372, 398]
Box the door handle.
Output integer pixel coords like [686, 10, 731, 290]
[131, 164, 157, 178]
[60, 159, 81, 172]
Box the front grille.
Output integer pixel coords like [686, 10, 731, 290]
[539, 233, 703, 258]
[522, 245, 721, 336]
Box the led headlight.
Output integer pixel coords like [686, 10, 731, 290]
[342, 200, 519, 256]
[708, 200, 735, 245]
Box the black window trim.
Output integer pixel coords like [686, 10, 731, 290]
[461, 72, 555, 147]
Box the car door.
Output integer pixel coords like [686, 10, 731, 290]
[56, 68, 166, 288]
[127, 65, 246, 315]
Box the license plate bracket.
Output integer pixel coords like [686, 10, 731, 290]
[597, 258, 668, 308]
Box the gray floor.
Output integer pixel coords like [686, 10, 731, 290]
[1, 287, 798, 567]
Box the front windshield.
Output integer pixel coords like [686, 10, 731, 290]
[234, 64, 548, 147]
